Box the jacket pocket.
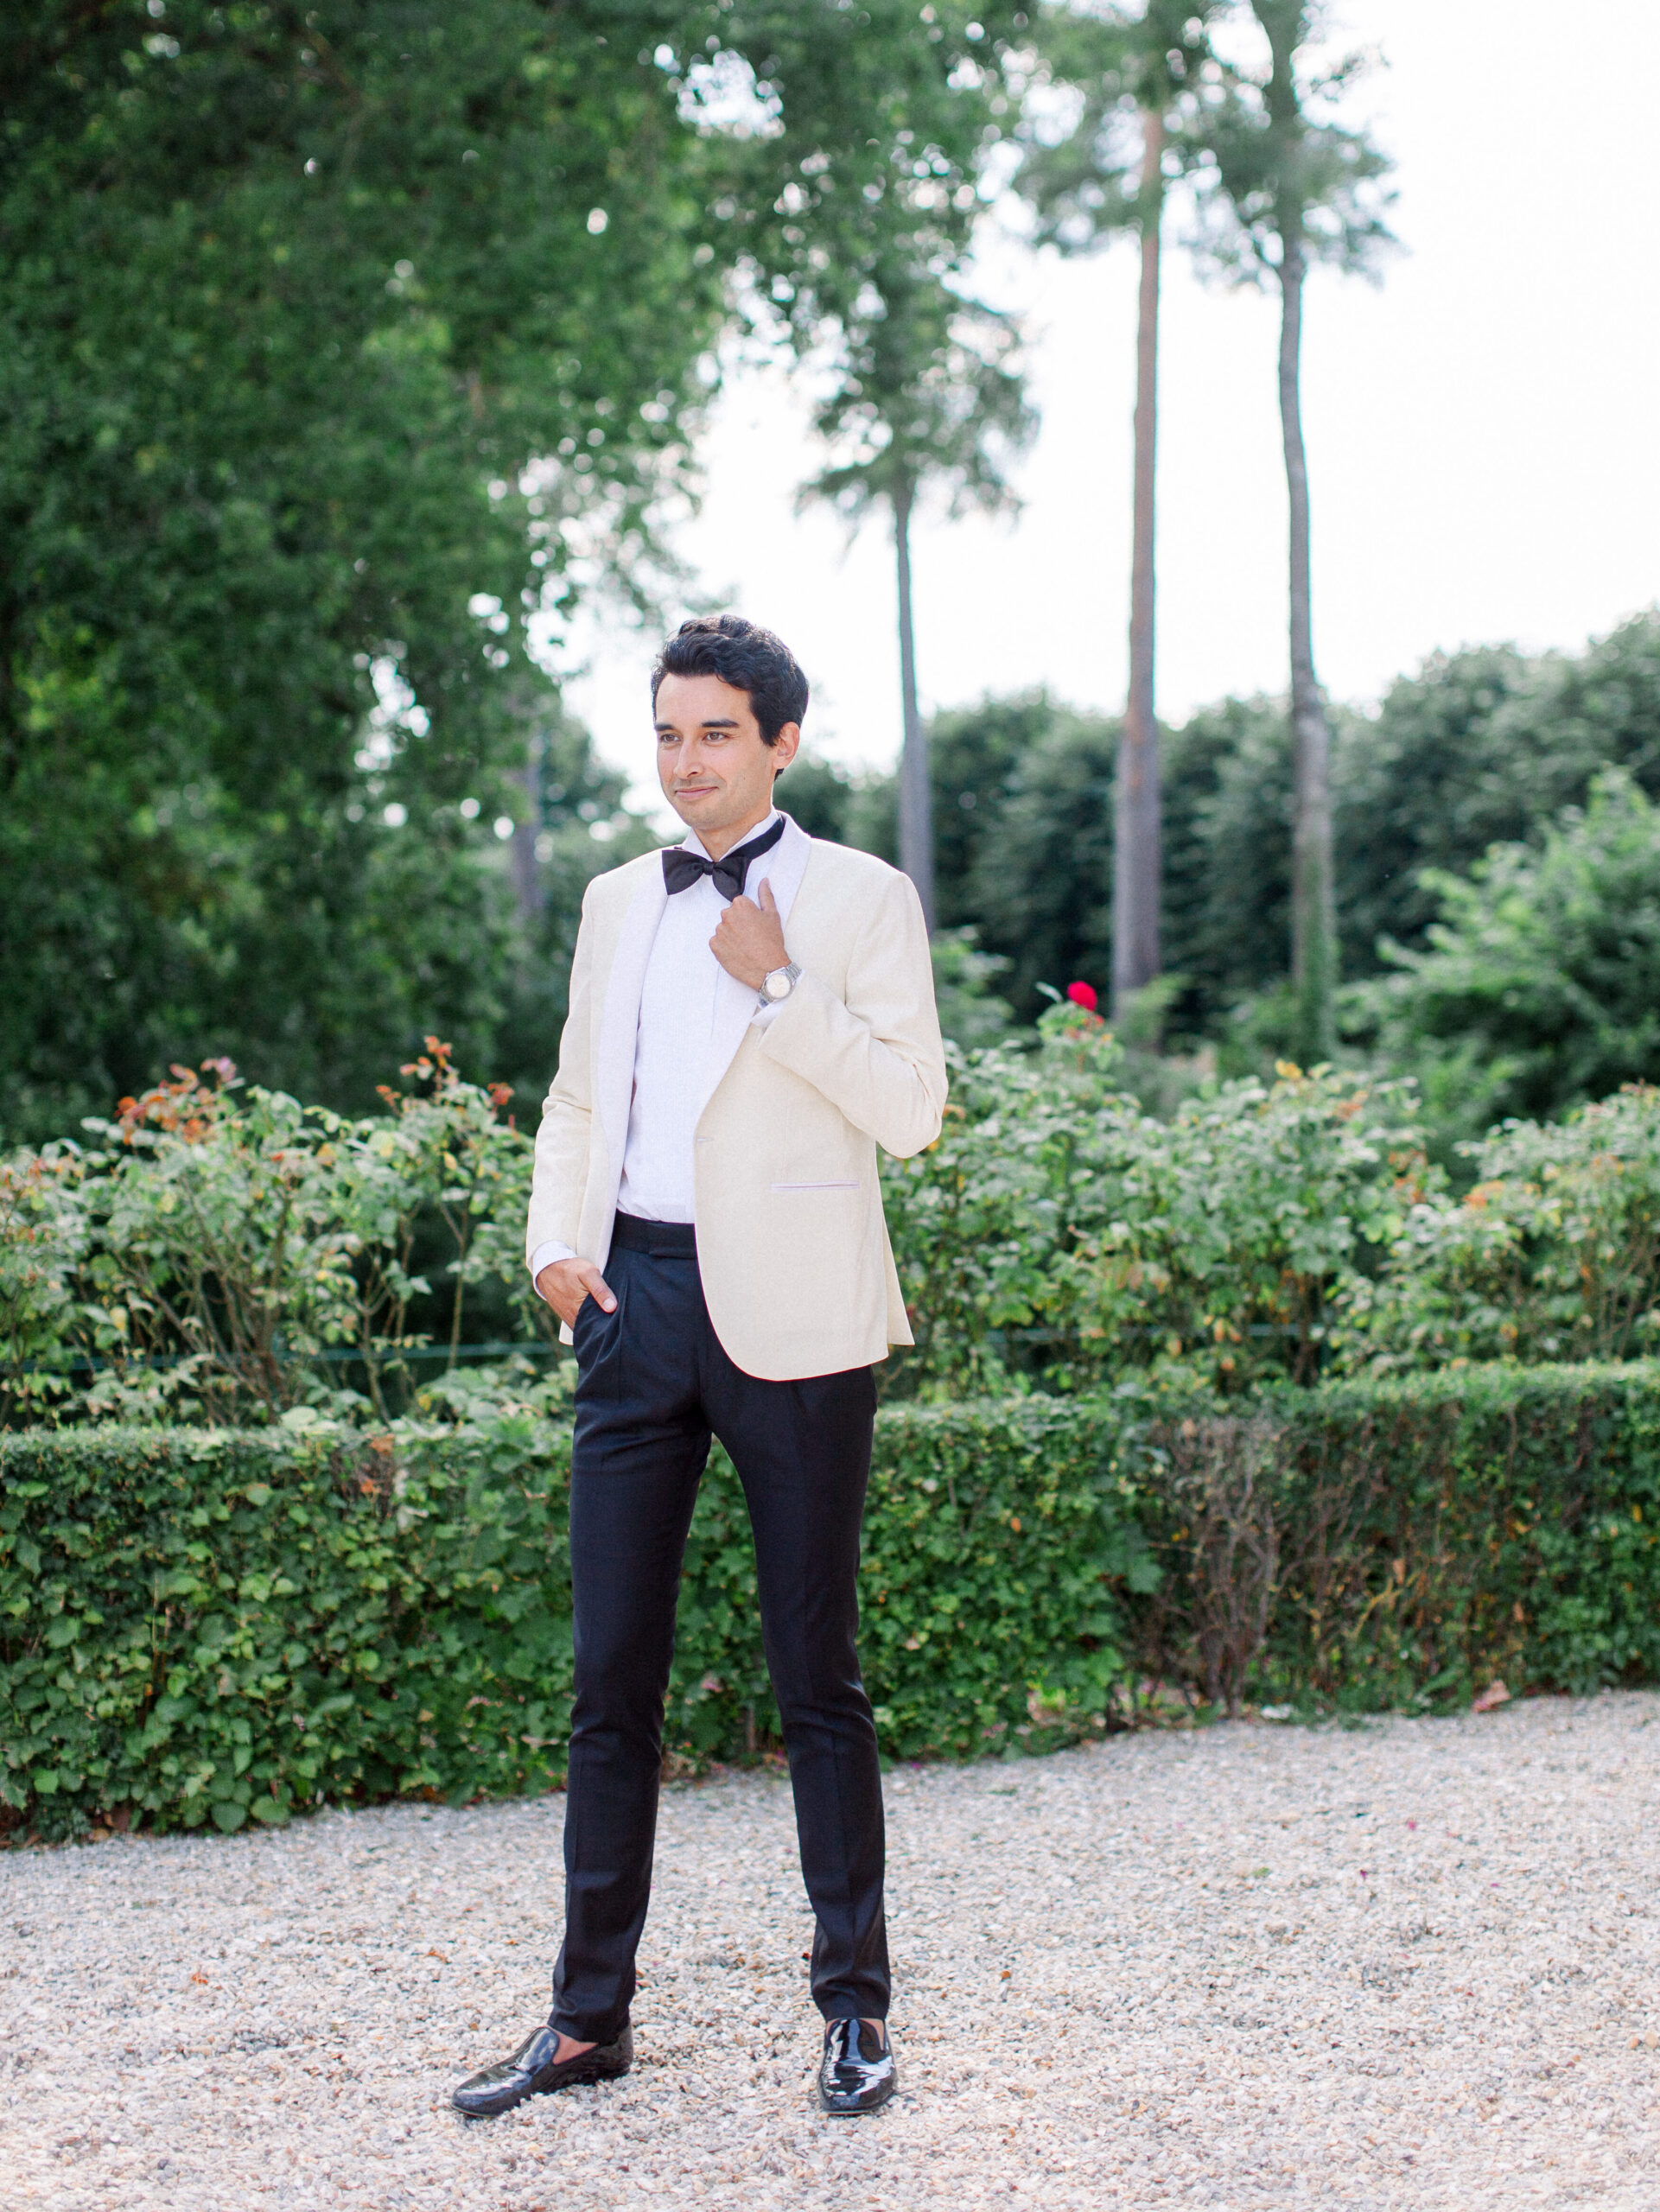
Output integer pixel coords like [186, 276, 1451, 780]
[769, 1179, 860, 1192]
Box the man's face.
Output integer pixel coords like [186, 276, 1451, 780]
[653, 672, 799, 843]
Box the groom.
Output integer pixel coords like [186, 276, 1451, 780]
[452, 614, 946, 2120]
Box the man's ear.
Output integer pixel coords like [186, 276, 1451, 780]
[771, 721, 802, 778]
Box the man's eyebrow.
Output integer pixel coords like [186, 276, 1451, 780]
[654, 716, 741, 732]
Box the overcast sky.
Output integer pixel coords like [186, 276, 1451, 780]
[558, 0, 1660, 822]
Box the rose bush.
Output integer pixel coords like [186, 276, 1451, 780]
[0, 1043, 544, 1425]
[6, 1022, 1660, 1422]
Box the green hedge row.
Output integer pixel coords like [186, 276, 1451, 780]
[3, 1363, 1659, 1840]
[0, 1400, 1148, 1839]
[1236, 1362, 1660, 1708]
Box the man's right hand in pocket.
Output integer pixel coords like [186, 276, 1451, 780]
[535, 1257, 617, 1330]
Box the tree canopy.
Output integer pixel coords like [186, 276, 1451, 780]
[800, 611, 1660, 1057]
[1, 0, 1024, 1139]
[1350, 771, 1660, 1137]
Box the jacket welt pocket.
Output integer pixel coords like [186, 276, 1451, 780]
[770, 1179, 860, 1192]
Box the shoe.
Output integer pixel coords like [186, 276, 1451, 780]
[817, 2018, 896, 2115]
[451, 2023, 633, 2118]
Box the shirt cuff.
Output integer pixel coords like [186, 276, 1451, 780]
[529, 1240, 576, 1287]
[749, 994, 787, 1029]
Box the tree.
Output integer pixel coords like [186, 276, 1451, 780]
[1161, 692, 1293, 1027]
[1022, 2, 1225, 1014]
[817, 689, 1116, 1015]
[801, 264, 1034, 929]
[1336, 611, 1660, 972]
[728, 2, 1032, 932]
[1195, 1, 1394, 1064]
[1352, 772, 1660, 1138]
[0, 1, 728, 1139]
[1, 1, 1021, 1139]
[833, 613, 1660, 1059]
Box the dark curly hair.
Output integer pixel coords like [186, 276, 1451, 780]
[650, 614, 809, 747]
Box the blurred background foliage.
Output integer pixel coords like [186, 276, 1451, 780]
[790, 610, 1660, 1137]
[7, 1013, 1660, 1427]
[1, 0, 1022, 1141]
[5, 3, 1660, 1307]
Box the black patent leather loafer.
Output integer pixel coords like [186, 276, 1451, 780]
[817, 2018, 895, 2115]
[452, 2023, 633, 2118]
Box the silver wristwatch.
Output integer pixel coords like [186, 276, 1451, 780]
[758, 959, 801, 1009]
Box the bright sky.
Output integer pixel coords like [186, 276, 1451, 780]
[560, 0, 1660, 823]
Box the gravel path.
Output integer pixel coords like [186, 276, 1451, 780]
[4, 1692, 1659, 2210]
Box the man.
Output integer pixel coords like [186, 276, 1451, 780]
[452, 614, 946, 2122]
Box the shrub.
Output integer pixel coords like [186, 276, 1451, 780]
[0, 1044, 544, 1426]
[0, 1395, 1155, 1840]
[0, 1146, 86, 1423]
[1344, 1086, 1660, 1368]
[0, 1418, 573, 1841]
[883, 1009, 1431, 1395]
[1348, 769, 1660, 1137]
[1246, 1363, 1660, 1710]
[7, 1027, 1660, 1421]
[7, 1366, 1660, 1840]
[1111, 1363, 1660, 1717]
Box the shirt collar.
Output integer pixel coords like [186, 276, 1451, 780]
[681, 806, 781, 862]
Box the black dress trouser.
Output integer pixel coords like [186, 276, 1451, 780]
[549, 1212, 888, 2044]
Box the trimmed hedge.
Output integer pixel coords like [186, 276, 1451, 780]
[4, 1363, 1660, 1840]
[0, 1400, 1150, 1839]
[1240, 1363, 1660, 1707]
[0, 1422, 575, 1840]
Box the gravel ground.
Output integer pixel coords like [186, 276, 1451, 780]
[3, 1691, 1659, 2211]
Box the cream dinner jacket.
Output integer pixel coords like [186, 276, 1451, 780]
[525, 815, 947, 1381]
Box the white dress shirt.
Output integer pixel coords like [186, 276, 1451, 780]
[530, 810, 786, 1281]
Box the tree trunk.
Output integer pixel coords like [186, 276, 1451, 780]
[893, 479, 935, 932]
[1113, 105, 1164, 1016]
[509, 738, 546, 923]
[1276, 226, 1336, 1064]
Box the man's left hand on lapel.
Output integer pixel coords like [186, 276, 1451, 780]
[711, 878, 790, 990]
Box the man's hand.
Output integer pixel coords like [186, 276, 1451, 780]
[535, 1256, 616, 1329]
[710, 878, 789, 991]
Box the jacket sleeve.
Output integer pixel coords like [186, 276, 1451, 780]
[756, 863, 947, 1159]
[525, 900, 596, 1268]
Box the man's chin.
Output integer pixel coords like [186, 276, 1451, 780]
[670, 791, 722, 822]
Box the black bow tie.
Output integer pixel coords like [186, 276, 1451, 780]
[661, 814, 785, 901]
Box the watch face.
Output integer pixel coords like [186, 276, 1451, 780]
[765, 971, 788, 999]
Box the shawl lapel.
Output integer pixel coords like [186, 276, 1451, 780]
[594, 861, 666, 1208]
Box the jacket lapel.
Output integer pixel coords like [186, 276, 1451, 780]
[696, 813, 813, 1121]
[595, 861, 666, 1190]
